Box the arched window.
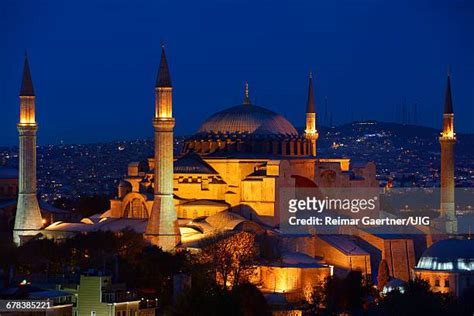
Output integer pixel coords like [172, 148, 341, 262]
[124, 198, 147, 218]
[132, 198, 147, 218]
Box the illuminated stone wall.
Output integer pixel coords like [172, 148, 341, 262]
[415, 270, 469, 297]
[259, 265, 330, 301]
[314, 236, 371, 275]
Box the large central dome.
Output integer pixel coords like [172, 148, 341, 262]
[197, 104, 298, 136]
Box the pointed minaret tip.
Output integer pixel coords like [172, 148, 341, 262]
[306, 71, 315, 113]
[156, 45, 172, 88]
[243, 81, 251, 105]
[20, 53, 35, 96]
[444, 71, 454, 114]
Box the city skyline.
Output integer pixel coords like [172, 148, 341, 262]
[1, 0, 473, 145]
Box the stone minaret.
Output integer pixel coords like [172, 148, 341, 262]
[144, 46, 181, 250]
[13, 55, 43, 246]
[439, 72, 457, 234]
[305, 72, 319, 156]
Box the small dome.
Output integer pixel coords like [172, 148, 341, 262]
[197, 104, 298, 136]
[416, 239, 474, 272]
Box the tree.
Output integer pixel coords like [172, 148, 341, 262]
[122, 245, 187, 306]
[377, 259, 391, 291]
[322, 271, 366, 314]
[168, 282, 240, 316]
[377, 277, 453, 315]
[168, 282, 270, 316]
[309, 282, 325, 314]
[232, 283, 270, 316]
[0, 237, 18, 287]
[455, 286, 474, 315]
[197, 232, 259, 290]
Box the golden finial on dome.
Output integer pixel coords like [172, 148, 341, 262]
[244, 81, 251, 105]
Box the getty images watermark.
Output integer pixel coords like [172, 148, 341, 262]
[279, 188, 474, 235]
[287, 196, 430, 227]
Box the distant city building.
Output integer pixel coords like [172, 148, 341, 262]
[0, 279, 73, 315]
[71, 274, 155, 316]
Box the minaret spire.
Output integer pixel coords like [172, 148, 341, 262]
[145, 46, 181, 250]
[304, 71, 319, 156]
[444, 71, 453, 114]
[14, 54, 43, 245]
[20, 53, 35, 96]
[243, 81, 251, 105]
[156, 44, 172, 88]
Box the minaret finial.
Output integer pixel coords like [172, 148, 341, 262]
[20, 53, 35, 96]
[306, 71, 315, 113]
[243, 81, 251, 105]
[156, 45, 172, 88]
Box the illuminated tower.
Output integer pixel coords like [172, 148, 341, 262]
[305, 72, 319, 156]
[144, 46, 181, 250]
[439, 72, 457, 234]
[13, 54, 43, 246]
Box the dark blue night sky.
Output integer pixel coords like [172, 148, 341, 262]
[1, 0, 473, 145]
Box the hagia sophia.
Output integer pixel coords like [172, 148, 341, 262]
[4, 48, 474, 302]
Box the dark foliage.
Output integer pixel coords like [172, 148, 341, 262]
[376, 278, 454, 316]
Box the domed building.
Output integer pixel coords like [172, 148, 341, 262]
[414, 238, 474, 296]
[45, 50, 416, 299]
[98, 78, 378, 228]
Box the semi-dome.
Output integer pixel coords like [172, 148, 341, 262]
[416, 239, 474, 272]
[197, 104, 298, 136]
